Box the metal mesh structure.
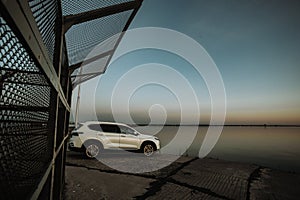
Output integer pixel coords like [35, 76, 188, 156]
[0, 0, 142, 199]
[0, 15, 53, 199]
[62, 0, 143, 87]
[61, 0, 134, 16]
[28, 0, 59, 62]
[65, 10, 132, 66]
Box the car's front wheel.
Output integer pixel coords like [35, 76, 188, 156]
[142, 143, 155, 156]
[84, 141, 102, 158]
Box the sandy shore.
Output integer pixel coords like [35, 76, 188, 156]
[64, 151, 300, 200]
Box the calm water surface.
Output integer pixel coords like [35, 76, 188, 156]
[135, 126, 300, 172]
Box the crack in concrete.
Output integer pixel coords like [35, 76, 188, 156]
[133, 157, 235, 200]
[134, 157, 198, 199]
[65, 162, 156, 179]
[246, 166, 263, 200]
[66, 158, 240, 200]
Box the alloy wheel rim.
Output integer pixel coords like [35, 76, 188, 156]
[86, 144, 99, 158]
[144, 144, 154, 156]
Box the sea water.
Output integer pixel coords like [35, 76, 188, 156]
[135, 126, 300, 172]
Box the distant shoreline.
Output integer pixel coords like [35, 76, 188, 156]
[69, 122, 300, 127]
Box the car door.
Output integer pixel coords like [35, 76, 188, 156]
[119, 125, 140, 149]
[100, 124, 121, 148]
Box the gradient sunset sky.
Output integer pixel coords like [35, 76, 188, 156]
[72, 0, 300, 125]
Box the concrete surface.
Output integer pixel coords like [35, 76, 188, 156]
[64, 151, 300, 200]
[65, 166, 154, 200]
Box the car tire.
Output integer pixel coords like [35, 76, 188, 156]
[142, 143, 155, 157]
[84, 141, 102, 158]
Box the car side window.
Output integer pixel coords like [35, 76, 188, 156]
[88, 124, 102, 131]
[100, 124, 121, 133]
[119, 126, 136, 135]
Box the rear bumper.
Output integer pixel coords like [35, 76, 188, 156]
[68, 142, 83, 152]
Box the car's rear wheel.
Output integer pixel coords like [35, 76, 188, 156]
[84, 141, 102, 158]
[142, 143, 155, 156]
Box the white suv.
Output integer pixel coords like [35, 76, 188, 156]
[68, 121, 160, 158]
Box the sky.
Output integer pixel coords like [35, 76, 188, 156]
[72, 0, 300, 125]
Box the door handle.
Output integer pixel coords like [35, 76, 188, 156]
[121, 135, 126, 137]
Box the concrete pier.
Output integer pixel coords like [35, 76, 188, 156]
[64, 152, 300, 200]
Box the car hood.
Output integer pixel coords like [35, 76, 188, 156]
[138, 134, 156, 139]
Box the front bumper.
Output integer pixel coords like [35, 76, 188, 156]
[155, 139, 160, 150]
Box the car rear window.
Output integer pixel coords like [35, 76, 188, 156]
[88, 124, 102, 131]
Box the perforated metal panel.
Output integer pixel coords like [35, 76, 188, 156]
[0, 15, 53, 199]
[71, 55, 110, 85]
[65, 10, 133, 66]
[61, 0, 134, 16]
[62, 0, 142, 87]
[28, 0, 59, 62]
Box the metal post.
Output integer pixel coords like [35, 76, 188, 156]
[74, 66, 83, 128]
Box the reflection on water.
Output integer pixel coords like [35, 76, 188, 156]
[135, 126, 300, 172]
